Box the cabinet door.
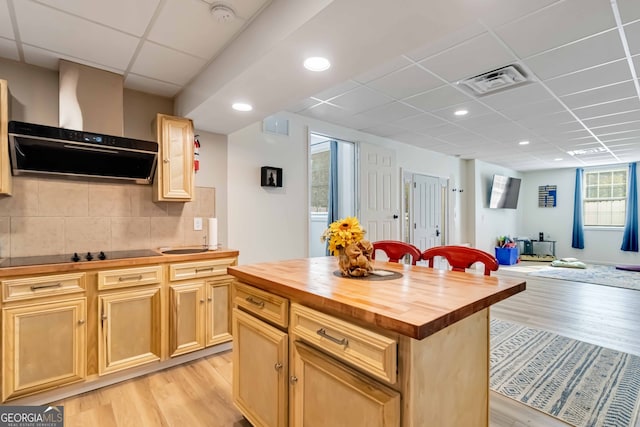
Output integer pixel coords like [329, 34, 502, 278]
[290, 341, 400, 427]
[0, 79, 10, 195]
[2, 298, 86, 401]
[206, 279, 232, 347]
[233, 308, 288, 427]
[169, 282, 206, 357]
[155, 113, 194, 201]
[98, 287, 162, 375]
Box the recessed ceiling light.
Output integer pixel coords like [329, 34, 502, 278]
[518, 140, 530, 145]
[304, 57, 331, 72]
[232, 102, 252, 112]
[454, 109, 468, 116]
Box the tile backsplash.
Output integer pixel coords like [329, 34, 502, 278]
[0, 176, 215, 258]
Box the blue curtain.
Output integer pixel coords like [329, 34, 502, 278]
[621, 162, 638, 252]
[326, 141, 339, 255]
[572, 168, 585, 249]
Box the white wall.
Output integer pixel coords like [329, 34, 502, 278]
[522, 168, 640, 265]
[227, 112, 468, 265]
[472, 160, 523, 253]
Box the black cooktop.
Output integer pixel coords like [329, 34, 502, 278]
[0, 249, 161, 268]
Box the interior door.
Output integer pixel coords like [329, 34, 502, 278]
[413, 174, 443, 251]
[359, 143, 398, 241]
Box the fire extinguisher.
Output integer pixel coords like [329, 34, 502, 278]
[194, 134, 200, 172]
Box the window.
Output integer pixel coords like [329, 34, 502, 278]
[583, 168, 627, 226]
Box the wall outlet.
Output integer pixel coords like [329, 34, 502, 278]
[194, 217, 203, 231]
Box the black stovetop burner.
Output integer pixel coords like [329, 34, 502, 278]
[0, 249, 161, 268]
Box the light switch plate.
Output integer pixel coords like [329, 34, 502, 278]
[194, 217, 203, 230]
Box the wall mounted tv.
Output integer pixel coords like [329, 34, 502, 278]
[489, 174, 521, 209]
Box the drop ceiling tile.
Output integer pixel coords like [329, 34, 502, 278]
[0, 38, 19, 62]
[286, 97, 320, 113]
[405, 23, 486, 62]
[148, 0, 248, 59]
[353, 56, 412, 84]
[125, 73, 181, 98]
[299, 103, 346, 122]
[599, 129, 640, 142]
[431, 101, 494, 122]
[14, 0, 139, 70]
[618, 0, 640, 23]
[37, 0, 160, 37]
[560, 80, 636, 109]
[131, 42, 206, 86]
[525, 29, 625, 80]
[329, 86, 394, 114]
[328, 113, 380, 131]
[591, 120, 640, 135]
[623, 20, 640, 55]
[22, 45, 124, 73]
[359, 123, 406, 138]
[494, 0, 616, 58]
[448, 113, 512, 132]
[366, 65, 442, 100]
[544, 59, 632, 96]
[480, 82, 553, 111]
[360, 101, 422, 123]
[393, 113, 447, 132]
[574, 98, 640, 120]
[0, 1, 14, 39]
[312, 80, 360, 102]
[582, 110, 640, 128]
[419, 33, 516, 83]
[440, 130, 487, 145]
[393, 132, 444, 147]
[501, 99, 566, 121]
[422, 123, 464, 138]
[403, 85, 471, 112]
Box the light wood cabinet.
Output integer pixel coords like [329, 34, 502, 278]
[290, 341, 400, 427]
[169, 281, 206, 357]
[232, 308, 288, 427]
[0, 79, 11, 195]
[206, 278, 232, 346]
[98, 287, 162, 375]
[153, 113, 194, 201]
[2, 298, 86, 401]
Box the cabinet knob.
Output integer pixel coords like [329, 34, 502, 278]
[207, 297, 212, 302]
[78, 319, 85, 325]
[200, 299, 205, 303]
[274, 362, 283, 371]
[101, 315, 107, 320]
[290, 375, 298, 384]
[163, 159, 170, 163]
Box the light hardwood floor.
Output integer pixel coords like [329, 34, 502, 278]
[51, 266, 640, 426]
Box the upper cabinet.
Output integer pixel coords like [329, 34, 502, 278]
[153, 113, 194, 201]
[0, 79, 12, 195]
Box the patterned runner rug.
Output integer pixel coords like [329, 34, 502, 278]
[528, 264, 640, 291]
[491, 319, 640, 427]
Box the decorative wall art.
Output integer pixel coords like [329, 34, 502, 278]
[261, 166, 283, 187]
[539, 185, 557, 207]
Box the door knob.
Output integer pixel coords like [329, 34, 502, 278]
[393, 214, 399, 219]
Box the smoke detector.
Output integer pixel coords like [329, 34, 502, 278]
[210, 4, 236, 23]
[460, 65, 528, 96]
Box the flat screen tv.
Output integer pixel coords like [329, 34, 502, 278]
[489, 174, 521, 209]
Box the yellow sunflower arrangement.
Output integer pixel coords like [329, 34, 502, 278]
[321, 216, 366, 256]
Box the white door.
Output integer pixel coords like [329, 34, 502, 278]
[359, 143, 398, 241]
[413, 174, 443, 250]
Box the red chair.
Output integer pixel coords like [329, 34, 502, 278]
[420, 245, 499, 276]
[372, 240, 422, 265]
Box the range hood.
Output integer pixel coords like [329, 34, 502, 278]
[7, 61, 158, 184]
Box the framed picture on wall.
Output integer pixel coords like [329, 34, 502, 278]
[261, 166, 283, 187]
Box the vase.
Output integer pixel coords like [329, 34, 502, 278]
[336, 240, 374, 277]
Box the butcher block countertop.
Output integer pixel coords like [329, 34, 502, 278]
[228, 257, 526, 340]
[0, 248, 240, 278]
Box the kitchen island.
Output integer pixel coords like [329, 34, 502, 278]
[228, 257, 526, 427]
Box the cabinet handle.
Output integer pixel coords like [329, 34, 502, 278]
[316, 328, 349, 347]
[78, 319, 85, 325]
[101, 314, 108, 320]
[274, 362, 283, 371]
[118, 274, 143, 282]
[207, 297, 212, 302]
[200, 299, 205, 303]
[30, 282, 62, 291]
[246, 296, 265, 308]
[196, 267, 214, 273]
[163, 159, 170, 163]
[290, 376, 298, 384]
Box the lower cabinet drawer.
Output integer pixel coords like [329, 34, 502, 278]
[233, 282, 289, 328]
[290, 303, 397, 384]
[2, 272, 86, 302]
[169, 258, 235, 281]
[97, 265, 162, 290]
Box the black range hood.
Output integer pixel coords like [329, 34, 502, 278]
[8, 121, 158, 184]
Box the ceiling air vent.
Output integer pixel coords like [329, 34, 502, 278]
[460, 65, 528, 96]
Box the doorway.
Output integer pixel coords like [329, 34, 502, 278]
[402, 171, 447, 252]
[308, 133, 356, 257]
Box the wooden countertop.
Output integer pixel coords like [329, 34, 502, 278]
[228, 257, 526, 340]
[0, 248, 239, 277]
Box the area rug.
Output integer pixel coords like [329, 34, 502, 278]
[490, 318, 640, 427]
[528, 264, 640, 291]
